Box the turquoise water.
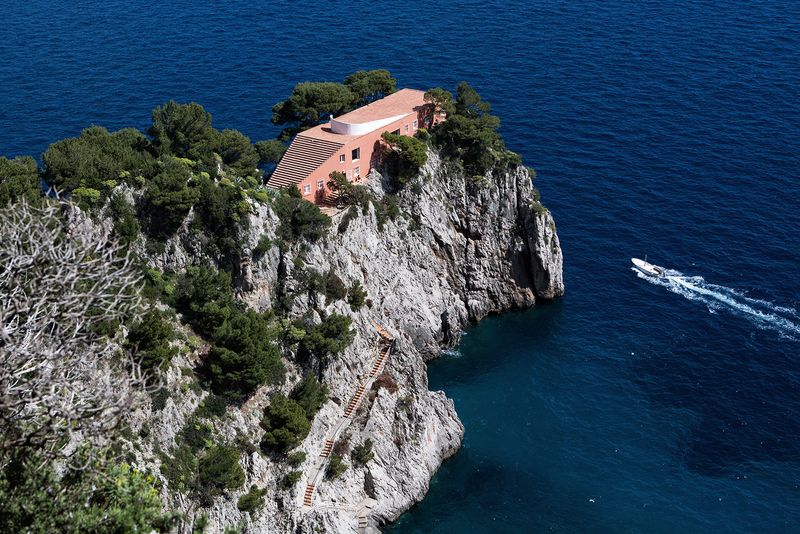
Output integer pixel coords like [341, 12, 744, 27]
[2, 1, 800, 532]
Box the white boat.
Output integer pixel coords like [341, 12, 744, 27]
[631, 258, 667, 278]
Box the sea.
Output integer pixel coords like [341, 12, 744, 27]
[2, 1, 799, 532]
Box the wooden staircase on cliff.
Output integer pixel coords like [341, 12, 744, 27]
[303, 483, 315, 506]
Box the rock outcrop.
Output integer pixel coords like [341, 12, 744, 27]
[120, 153, 563, 533]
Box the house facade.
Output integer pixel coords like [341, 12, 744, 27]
[267, 88, 435, 203]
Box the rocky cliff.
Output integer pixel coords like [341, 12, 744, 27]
[121, 153, 563, 533]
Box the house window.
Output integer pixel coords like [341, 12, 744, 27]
[351, 147, 360, 161]
[339, 154, 345, 163]
[316, 180, 324, 191]
[413, 119, 418, 129]
[404, 124, 409, 133]
[391, 129, 400, 135]
[354, 166, 360, 178]
[303, 184, 311, 195]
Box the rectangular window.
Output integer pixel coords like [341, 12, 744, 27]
[316, 180, 324, 191]
[354, 166, 360, 178]
[303, 184, 311, 195]
[391, 129, 400, 135]
[351, 147, 360, 161]
[413, 119, 418, 129]
[339, 154, 345, 162]
[404, 124, 409, 133]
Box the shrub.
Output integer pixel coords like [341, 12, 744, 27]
[149, 101, 215, 164]
[208, 309, 285, 398]
[347, 282, 367, 311]
[287, 451, 306, 467]
[325, 453, 348, 480]
[144, 157, 200, 237]
[281, 470, 302, 489]
[108, 192, 140, 245]
[125, 308, 177, 376]
[213, 129, 259, 177]
[237, 486, 267, 515]
[0, 155, 40, 207]
[172, 265, 234, 336]
[301, 314, 355, 360]
[197, 393, 228, 418]
[381, 132, 428, 185]
[273, 187, 331, 242]
[253, 234, 272, 257]
[291, 375, 329, 418]
[324, 270, 348, 301]
[260, 394, 312, 454]
[198, 445, 245, 504]
[43, 125, 154, 195]
[351, 439, 374, 466]
[0, 456, 178, 533]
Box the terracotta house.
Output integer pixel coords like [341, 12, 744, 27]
[267, 88, 436, 203]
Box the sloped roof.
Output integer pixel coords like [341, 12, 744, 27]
[267, 135, 343, 189]
[267, 89, 427, 189]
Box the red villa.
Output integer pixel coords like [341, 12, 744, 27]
[267, 89, 436, 203]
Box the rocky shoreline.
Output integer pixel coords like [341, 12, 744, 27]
[112, 153, 563, 533]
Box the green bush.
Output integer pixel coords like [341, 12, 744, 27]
[198, 445, 245, 504]
[43, 125, 154, 195]
[324, 270, 348, 301]
[287, 451, 307, 467]
[149, 101, 215, 164]
[213, 129, 259, 177]
[197, 393, 228, 418]
[281, 470, 302, 489]
[144, 157, 200, 238]
[192, 173, 250, 263]
[351, 439, 374, 466]
[0, 454, 178, 534]
[301, 313, 355, 360]
[0, 155, 40, 208]
[125, 308, 177, 376]
[291, 375, 329, 418]
[272, 187, 331, 242]
[172, 265, 234, 336]
[347, 282, 368, 311]
[260, 394, 311, 454]
[325, 453, 348, 480]
[237, 485, 267, 515]
[253, 235, 272, 257]
[208, 309, 285, 398]
[108, 192, 140, 245]
[381, 132, 428, 185]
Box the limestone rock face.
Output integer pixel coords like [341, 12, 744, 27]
[114, 153, 562, 534]
[224, 155, 564, 532]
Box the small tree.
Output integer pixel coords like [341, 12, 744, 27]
[0, 155, 40, 208]
[325, 452, 348, 480]
[199, 445, 245, 503]
[347, 282, 368, 311]
[381, 132, 428, 185]
[351, 438, 374, 466]
[260, 394, 312, 454]
[237, 485, 267, 515]
[291, 375, 329, 418]
[125, 308, 177, 376]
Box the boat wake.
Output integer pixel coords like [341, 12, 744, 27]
[633, 267, 800, 339]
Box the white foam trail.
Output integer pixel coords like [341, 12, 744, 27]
[633, 267, 800, 339]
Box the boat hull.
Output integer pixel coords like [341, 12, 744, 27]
[631, 258, 666, 277]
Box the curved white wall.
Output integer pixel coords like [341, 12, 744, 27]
[330, 114, 407, 136]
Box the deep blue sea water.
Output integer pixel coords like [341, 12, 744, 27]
[2, 1, 800, 532]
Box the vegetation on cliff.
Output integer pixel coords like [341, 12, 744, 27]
[0, 68, 551, 531]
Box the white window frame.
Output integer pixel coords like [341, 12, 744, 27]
[316, 179, 324, 191]
[303, 184, 311, 195]
[339, 154, 345, 163]
[353, 165, 360, 178]
[404, 124, 409, 133]
[413, 119, 418, 129]
[351, 147, 360, 161]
